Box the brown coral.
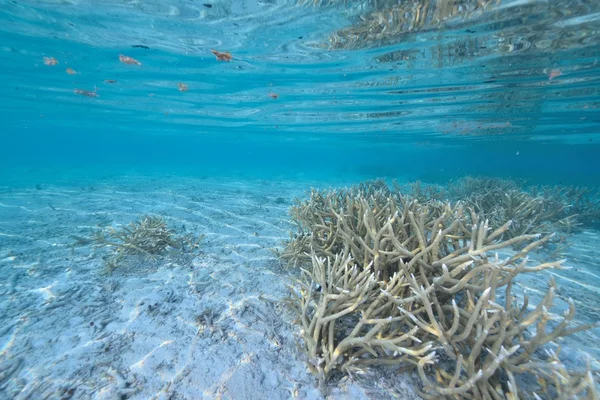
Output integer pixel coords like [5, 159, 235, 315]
[283, 181, 598, 398]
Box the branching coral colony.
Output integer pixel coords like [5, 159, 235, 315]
[82, 215, 203, 273]
[281, 181, 599, 398]
[400, 177, 600, 245]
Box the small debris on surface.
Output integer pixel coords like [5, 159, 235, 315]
[44, 56, 58, 66]
[268, 92, 279, 99]
[58, 387, 76, 400]
[66, 68, 76, 74]
[104, 79, 117, 84]
[74, 88, 98, 97]
[132, 45, 150, 49]
[548, 68, 561, 81]
[119, 54, 141, 65]
[210, 49, 232, 62]
[178, 83, 188, 92]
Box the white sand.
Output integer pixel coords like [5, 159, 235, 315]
[0, 176, 423, 400]
[0, 176, 597, 399]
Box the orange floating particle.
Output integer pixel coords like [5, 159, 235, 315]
[548, 69, 561, 81]
[44, 57, 58, 66]
[268, 92, 279, 99]
[210, 49, 232, 62]
[119, 54, 141, 65]
[74, 88, 98, 98]
[66, 68, 77, 74]
[178, 83, 188, 92]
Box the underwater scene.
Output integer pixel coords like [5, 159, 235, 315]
[1, 0, 600, 399]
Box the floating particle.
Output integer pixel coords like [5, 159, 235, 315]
[74, 88, 98, 97]
[268, 92, 279, 99]
[548, 69, 561, 81]
[210, 49, 232, 62]
[132, 45, 150, 49]
[66, 68, 77, 74]
[44, 57, 58, 66]
[104, 79, 117, 84]
[119, 54, 141, 65]
[178, 83, 188, 92]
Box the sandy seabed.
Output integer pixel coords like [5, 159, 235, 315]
[0, 176, 598, 399]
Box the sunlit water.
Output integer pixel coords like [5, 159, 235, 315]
[0, 0, 600, 398]
[1, 0, 599, 184]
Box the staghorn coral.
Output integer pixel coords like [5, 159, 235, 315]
[529, 185, 600, 228]
[283, 181, 598, 398]
[400, 177, 600, 239]
[88, 215, 204, 272]
[93, 215, 180, 258]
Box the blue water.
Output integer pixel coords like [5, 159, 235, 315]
[1, 0, 600, 186]
[1, 0, 600, 398]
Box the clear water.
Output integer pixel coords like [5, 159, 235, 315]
[1, 0, 600, 398]
[1, 0, 599, 185]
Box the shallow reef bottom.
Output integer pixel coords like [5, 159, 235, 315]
[0, 175, 598, 399]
